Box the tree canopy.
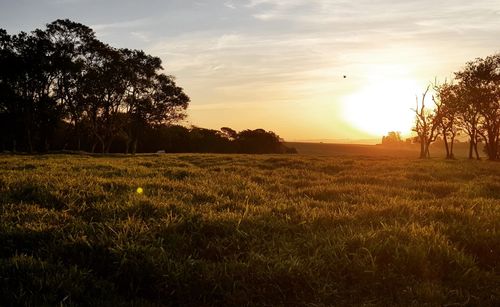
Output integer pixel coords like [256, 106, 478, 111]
[0, 20, 294, 155]
[0, 19, 190, 154]
[413, 53, 500, 160]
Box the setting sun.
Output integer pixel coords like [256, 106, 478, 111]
[342, 79, 420, 137]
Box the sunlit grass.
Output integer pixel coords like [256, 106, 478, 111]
[0, 154, 498, 306]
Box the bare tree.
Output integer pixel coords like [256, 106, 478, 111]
[413, 86, 442, 158]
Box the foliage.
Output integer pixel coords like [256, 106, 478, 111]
[0, 20, 293, 155]
[432, 82, 460, 159]
[143, 126, 294, 154]
[415, 53, 500, 160]
[381, 131, 403, 145]
[0, 20, 189, 154]
[454, 54, 500, 160]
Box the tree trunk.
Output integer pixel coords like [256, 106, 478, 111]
[99, 139, 106, 154]
[468, 139, 474, 159]
[74, 120, 81, 151]
[474, 141, 480, 160]
[443, 134, 450, 159]
[419, 136, 426, 158]
[26, 128, 33, 154]
[104, 138, 113, 154]
[44, 138, 49, 153]
[75, 123, 81, 151]
[132, 138, 138, 155]
[495, 135, 500, 160]
[449, 135, 455, 159]
[486, 133, 499, 161]
[125, 140, 130, 155]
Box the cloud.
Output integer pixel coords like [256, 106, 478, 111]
[91, 18, 152, 31]
[190, 101, 262, 110]
[245, 0, 305, 8]
[245, 0, 500, 33]
[224, 1, 236, 9]
[72, 0, 500, 137]
[130, 31, 151, 42]
[49, 0, 87, 4]
[213, 34, 241, 50]
[3, 0, 499, 139]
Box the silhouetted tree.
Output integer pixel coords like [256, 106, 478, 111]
[455, 54, 500, 160]
[220, 127, 238, 141]
[413, 86, 442, 158]
[189, 127, 232, 153]
[120, 49, 161, 154]
[80, 42, 128, 153]
[124, 73, 189, 154]
[0, 29, 19, 151]
[0, 21, 297, 156]
[236, 129, 284, 154]
[452, 83, 482, 160]
[150, 125, 191, 153]
[434, 82, 460, 159]
[381, 131, 403, 145]
[0, 20, 190, 154]
[1, 29, 62, 152]
[46, 19, 97, 150]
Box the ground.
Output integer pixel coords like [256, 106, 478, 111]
[0, 152, 499, 306]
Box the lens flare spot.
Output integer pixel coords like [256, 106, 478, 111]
[136, 187, 144, 194]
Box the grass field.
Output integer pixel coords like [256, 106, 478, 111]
[0, 153, 499, 306]
[287, 141, 480, 158]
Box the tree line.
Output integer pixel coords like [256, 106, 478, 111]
[43, 122, 296, 154]
[0, 20, 294, 154]
[412, 53, 500, 160]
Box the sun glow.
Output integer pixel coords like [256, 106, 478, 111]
[342, 79, 420, 137]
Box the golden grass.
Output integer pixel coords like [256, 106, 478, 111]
[0, 154, 498, 306]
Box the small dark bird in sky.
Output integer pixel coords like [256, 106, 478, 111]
[343, 75, 347, 78]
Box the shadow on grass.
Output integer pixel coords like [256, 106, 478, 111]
[0, 210, 498, 306]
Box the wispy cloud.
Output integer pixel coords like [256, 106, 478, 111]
[49, 0, 87, 4]
[130, 31, 151, 42]
[91, 18, 152, 31]
[224, 1, 236, 9]
[2, 0, 499, 139]
[149, 0, 500, 102]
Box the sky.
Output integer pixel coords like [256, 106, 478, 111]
[1, 0, 499, 142]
